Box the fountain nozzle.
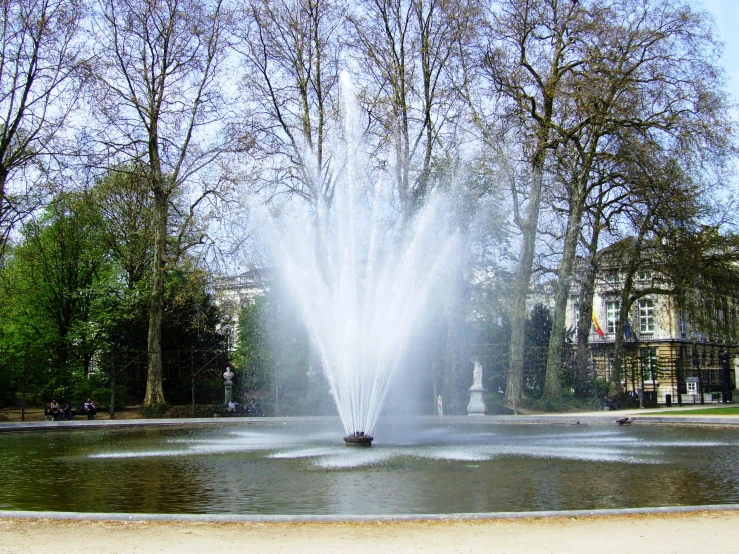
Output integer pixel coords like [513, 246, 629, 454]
[344, 432, 373, 447]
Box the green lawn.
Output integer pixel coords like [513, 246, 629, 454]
[662, 406, 739, 416]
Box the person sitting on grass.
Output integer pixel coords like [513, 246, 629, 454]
[62, 402, 74, 420]
[83, 398, 97, 420]
[49, 400, 61, 421]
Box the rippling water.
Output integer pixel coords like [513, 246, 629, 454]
[2, 420, 739, 514]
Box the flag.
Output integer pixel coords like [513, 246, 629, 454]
[592, 312, 605, 338]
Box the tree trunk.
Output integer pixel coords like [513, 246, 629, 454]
[505, 155, 545, 407]
[543, 186, 586, 399]
[610, 287, 633, 397]
[144, 187, 168, 406]
[0, 166, 7, 253]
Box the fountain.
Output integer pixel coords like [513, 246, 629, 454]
[266, 73, 460, 444]
[5, 420, 739, 515]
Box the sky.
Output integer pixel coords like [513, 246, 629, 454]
[702, 1, 739, 103]
[699, 1, 739, 198]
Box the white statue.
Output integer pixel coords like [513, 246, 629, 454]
[223, 368, 235, 384]
[467, 357, 486, 415]
[471, 357, 483, 388]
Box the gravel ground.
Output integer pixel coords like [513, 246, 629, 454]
[1, 510, 738, 554]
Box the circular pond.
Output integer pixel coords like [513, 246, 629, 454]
[2, 419, 739, 515]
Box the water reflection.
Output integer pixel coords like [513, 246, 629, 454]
[2, 421, 739, 514]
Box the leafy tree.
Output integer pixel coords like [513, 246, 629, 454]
[0, 190, 114, 406]
[523, 303, 551, 399]
[236, 286, 332, 416]
[90, 0, 235, 405]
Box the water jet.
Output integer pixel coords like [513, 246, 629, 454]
[266, 73, 459, 443]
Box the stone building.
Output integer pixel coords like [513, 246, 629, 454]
[566, 240, 738, 404]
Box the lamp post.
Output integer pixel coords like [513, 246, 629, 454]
[720, 349, 731, 403]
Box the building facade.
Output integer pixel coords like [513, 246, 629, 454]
[566, 248, 737, 404]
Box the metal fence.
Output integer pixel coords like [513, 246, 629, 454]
[471, 342, 736, 405]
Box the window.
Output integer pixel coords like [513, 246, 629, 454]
[638, 271, 652, 281]
[640, 347, 658, 382]
[573, 303, 580, 336]
[606, 272, 618, 283]
[639, 299, 655, 333]
[606, 301, 620, 334]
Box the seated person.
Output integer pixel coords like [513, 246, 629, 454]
[83, 398, 97, 420]
[62, 402, 74, 420]
[248, 398, 257, 415]
[49, 400, 61, 420]
[227, 400, 238, 415]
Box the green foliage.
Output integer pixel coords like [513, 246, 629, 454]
[483, 392, 514, 415]
[139, 402, 169, 418]
[238, 296, 273, 395]
[162, 404, 213, 418]
[520, 393, 604, 413]
[0, 176, 229, 409]
[523, 303, 552, 399]
[664, 407, 739, 416]
[235, 285, 329, 416]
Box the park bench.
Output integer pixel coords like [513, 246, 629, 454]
[44, 404, 81, 421]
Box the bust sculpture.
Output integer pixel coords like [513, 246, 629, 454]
[223, 367, 235, 384]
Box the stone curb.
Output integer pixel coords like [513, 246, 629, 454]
[3, 414, 739, 434]
[1, 504, 738, 523]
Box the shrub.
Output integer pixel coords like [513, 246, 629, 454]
[139, 402, 169, 418]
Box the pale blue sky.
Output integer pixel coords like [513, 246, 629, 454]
[702, 0, 739, 101]
[700, 1, 739, 198]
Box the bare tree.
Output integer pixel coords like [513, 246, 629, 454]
[0, 0, 85, 258]
[90, 0, 233, 405]
[469, 0, 596, 407]
[235, 0, 344, 227]
[543, 0, 734, 400]
[347, 0, 478, 224]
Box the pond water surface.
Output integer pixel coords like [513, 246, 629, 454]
[2, 420, 738, 515]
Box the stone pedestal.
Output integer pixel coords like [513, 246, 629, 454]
[467, 386, 486, 416]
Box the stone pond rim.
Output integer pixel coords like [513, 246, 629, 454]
[344, 432, 373, 446]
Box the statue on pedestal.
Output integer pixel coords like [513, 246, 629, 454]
[467, 357, 486, 416]
[223, 367, 235, 403]
[472, 358, 483, 388]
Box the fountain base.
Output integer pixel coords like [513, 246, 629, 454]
[344, 432, 373, 447]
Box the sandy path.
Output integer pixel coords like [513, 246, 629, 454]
[1, 511, 738, 553]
